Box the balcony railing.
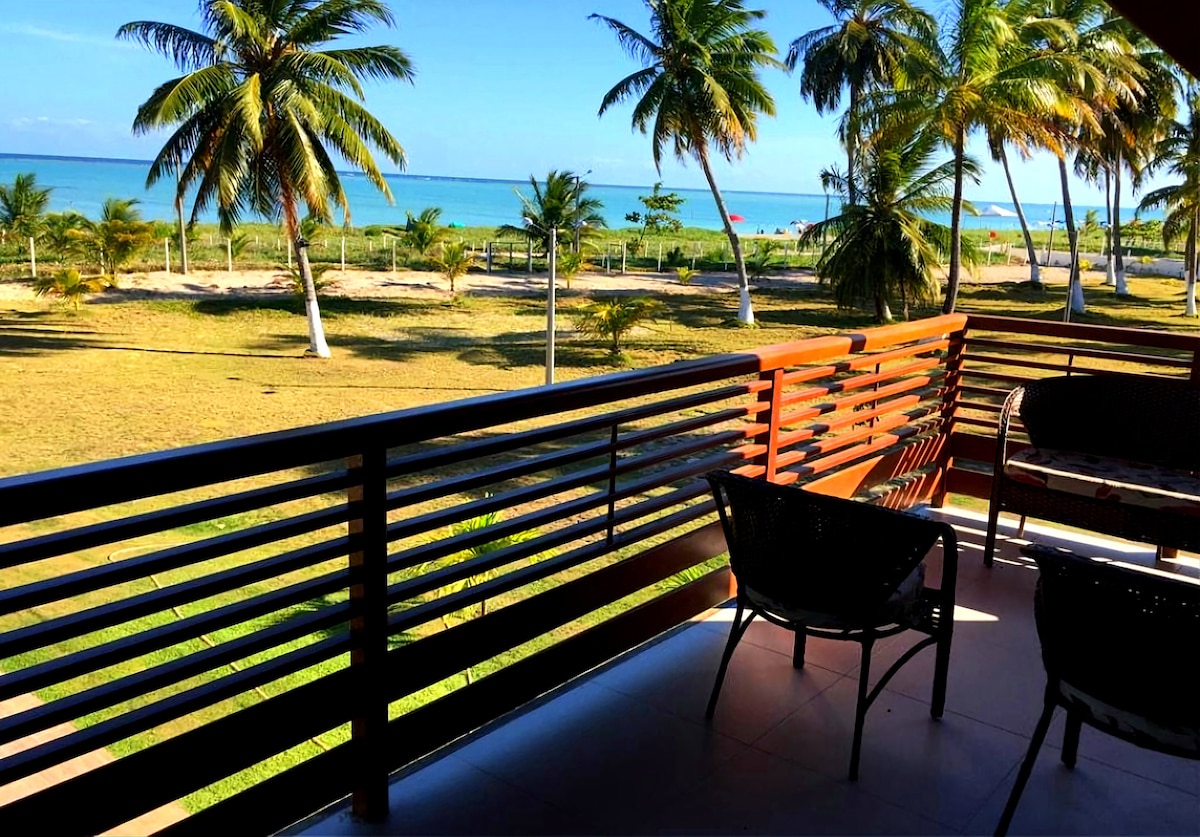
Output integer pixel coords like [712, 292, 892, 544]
[0, 312, 1196, 835]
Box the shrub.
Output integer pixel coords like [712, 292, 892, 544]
[665, 246, 686, 268]
[557, 250, 592, 289]
[675, 266, 698, 285]
[573, 296, 665, 354]
[432, 241, 474, 293]
[33, 268, 112, 310]
[277, 262, 335, 296]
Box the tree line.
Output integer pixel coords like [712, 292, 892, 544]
[4, 0, 1199, 352]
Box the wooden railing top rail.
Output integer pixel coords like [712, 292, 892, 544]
[0, 314, 967, 527]
[964, 314, 1200, 352]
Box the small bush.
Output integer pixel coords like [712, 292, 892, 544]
[33, 268, 112, 310]
[573, 296, 665, 354]
[665, 246, 687, 268]
[675, 266, 698, 285]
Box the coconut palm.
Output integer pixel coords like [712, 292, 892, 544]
[119, 0, 414, 358]
[877, 0, 1081, 313]
[401, 207, 446, 257]
[785, 0, 935, 205]
[42, 211, 88, 265]
[1011, 0, 1146, 316]
[1139, 89, 1200, 317]
[799, 128, 979, 323]
[1072, 20, 1178, 295]
[0, 173, 52, 278]
[33, 268, 113, 310]
[496, 170, 606, 256]
[432, 241, 474, 293]
[590, 0, 780, 325]
[70, 198, 158, 278]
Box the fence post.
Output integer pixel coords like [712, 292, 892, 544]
[486, 242, 493, 274]
[347, 447, 390, 821]
[753, 369, 785, 483]
[527, 240, 533, 274]
[933, 323, 967, 508]
[391, 239, 396, 275]
[657, 242, 663, 273]
[164, 238, 171, 274]
[606, 424, 620, 545]
[620, 242, 627, 275]
[341, 235, 346, 274]
[227, 238, 233, 273]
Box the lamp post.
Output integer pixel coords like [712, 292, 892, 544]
[573, 169, 592, 253]
[525, 218, 558, 385]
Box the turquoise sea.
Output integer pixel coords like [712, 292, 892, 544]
[0, 152, 1122, 234]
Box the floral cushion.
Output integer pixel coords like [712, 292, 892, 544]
[1005, 448, 1200, 517]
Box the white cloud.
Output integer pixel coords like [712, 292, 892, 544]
[9, 116, 94, 129]
[0, 22, 131, 50]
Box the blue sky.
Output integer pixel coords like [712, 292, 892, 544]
[0, 0, 1168, 205]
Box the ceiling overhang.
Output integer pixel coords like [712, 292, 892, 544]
[1104, 0, 1199, 78]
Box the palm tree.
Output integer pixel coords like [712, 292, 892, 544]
[42, 211, 88, 265]
[1072, 20, 1178, 296]
[1140, 89, 1200, 317]
[878, 0, 1080, 313]
[401, 207, 446, 257]
[785, 0, 935, 205]
[1012, 0, 1145, 316]
[432, 241, 474, 293]
[799, 129, 979, 322]
[590, 0, 780, 325]
[496, 170, 606, 256]
[70, 198, 158, 278]
[0, 173, 52, 278]
[119, 0, 415, 358]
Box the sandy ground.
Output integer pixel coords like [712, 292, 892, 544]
[0, 258, 1083, 304]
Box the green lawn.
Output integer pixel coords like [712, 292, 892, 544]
[2, 269, 1196, 817]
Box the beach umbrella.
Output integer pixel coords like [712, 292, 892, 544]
[729, 214, 745, 222]
[447, 221, 464, 228]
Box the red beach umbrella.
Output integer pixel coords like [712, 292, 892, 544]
[729, 214, 745, 222]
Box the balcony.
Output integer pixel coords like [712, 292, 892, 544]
[290, 511, 1199, 837]
[0, 313, 1197, 835]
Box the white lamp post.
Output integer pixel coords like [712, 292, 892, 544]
[525, 218, 558, 385]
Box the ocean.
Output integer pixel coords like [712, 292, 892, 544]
[0, 152, 1122, 234]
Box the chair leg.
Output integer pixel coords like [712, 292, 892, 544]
[1061, 711, 1082, 769]
[1015, 515, 1027, 538]
[792, 629, 807, 670]
[983, 502, 1003, 568]
[848, 636, 875, 781]
[931, 622, 952, 720]
[995, 699, 1056, 837]
[706, 600, 754, 720]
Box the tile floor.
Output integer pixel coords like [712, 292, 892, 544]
[294, 509, 1200, 836]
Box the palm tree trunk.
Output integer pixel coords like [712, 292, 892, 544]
[281, 192, 331, 358]
[999, 145, 1040, 286]
[697, 144, 753, 324]
[175, 192, 189, 276]
[1113, 166, 1128, 295]
[1187, 209, 1198, 318]
[28, 236, 36, 280]
[1104, 169, 1116, 287]
[1058, 157, 1085, 316]
[944, 126, 966, 314]
[846, 84, 860, 206]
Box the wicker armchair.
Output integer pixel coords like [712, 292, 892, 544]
[705, 470, 958, 780]
[983, 375, 1200, 567]
[995, 543, 1200, 836]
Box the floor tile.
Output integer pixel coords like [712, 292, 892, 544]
[592, 618, 842, 744]
[632, 747, 951, 835]
[452, 682, 748, 823]
[755, 678, 1029, 830]
[295, 754, 573, 836]
[967, 747, 1200, 835]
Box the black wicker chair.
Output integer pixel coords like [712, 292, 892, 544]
[995, 543, 1200, 836]
[983, 375, 1200, 567]
[705, 470, 959, 780]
